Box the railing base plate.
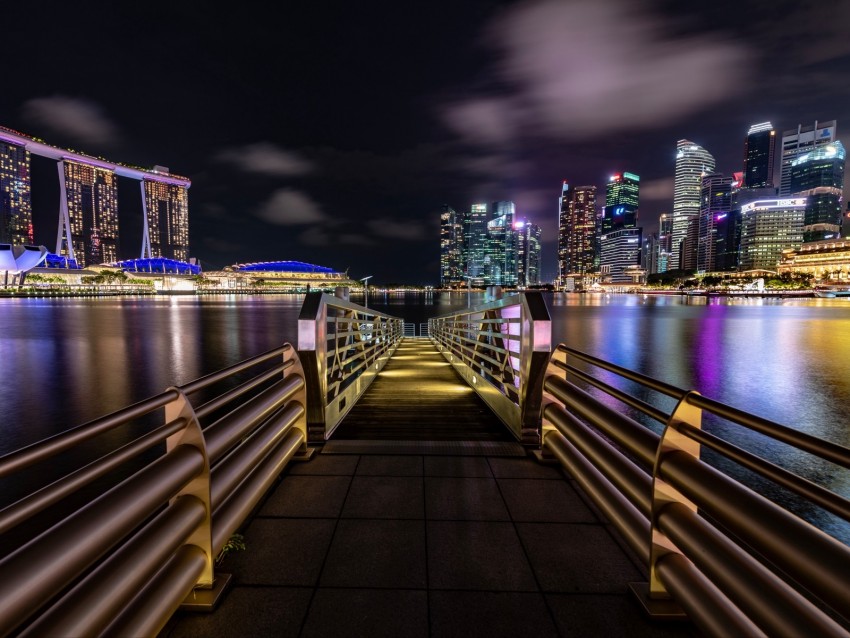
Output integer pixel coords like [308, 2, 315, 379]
[629, 582, 687, 620]
[530, 449, 561, 465]
[291, 445, 319, 462]
[180, 573, 233, 613]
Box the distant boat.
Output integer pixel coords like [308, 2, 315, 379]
[813, 285, 850, 298]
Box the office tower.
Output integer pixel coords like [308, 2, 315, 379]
[464, 203, 489, 284]
[486, 200, 517, 286]
[558, 183, 597, 287]
[57, 160, 119, 268]
[142, 176, 190, 262]
[780, 120, 837, 195]
[0, 139, 33, 246]
[697, 173, 733, 272]
[743, 122, 776, 189]
[739, 198, 806, 271]
[642, 232, 658, 274]
[655, 212, 672, 273]
[789, 141, 845, 242]
[602, 172, 639, 231]
[440, 205, 464, 288]
[600, 172, 640, 280]
[672, 140, 715, 270]
[516, 219, 541, 286]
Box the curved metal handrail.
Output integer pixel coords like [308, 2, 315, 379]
[542, 344, 850, 636]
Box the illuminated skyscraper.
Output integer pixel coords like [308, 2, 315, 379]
[57, 160, 119, 267]
[672, 140, 715, 270]
[516, 219, 541, 286]
[789, 141, 845, 243]
[0, 139, 32, 246]
[142, 174, 190, 261]
[600, 172, 641, 281]
[463, 203, 489, 284]
[486, 201, 517, 286]
[697, 173, 733, 272]
[780, 120, 837, 196]
[602, 172, 639, 231]
[440, 204, 464, 287]
[657, 212, 672, 273]
[743, 122, 776, 189]
[739, 198, 806, 270]
[558, 183, 596, 285]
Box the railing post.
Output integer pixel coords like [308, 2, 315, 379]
[519, 292, 551, 447]
[644, 390, 701, 612]
[164, 389, 214, 590]
[298, 292, 328, 442]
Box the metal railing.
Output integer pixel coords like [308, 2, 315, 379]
[428, 291, 551, 445]
[542, 344, 850, 636]
[0, 344, 309, 638]
[298, 292, 404, 440]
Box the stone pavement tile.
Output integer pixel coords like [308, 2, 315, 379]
[498, 478, 599, 523]
[488, 457, 566, 479]
[165, 586, 312, 638]
[424, 455, 493, 477]
[341, 475, 424, 519]
[355, 455, 423, 476]
[427, 521, 537, 591]
[320, 519, 427, 588]
[286, 453, 360, 476]
[259, 475, 351, 518]
[517, 523, 644, 593]
[225, 518, 335, 586]
[424, 477, 509, 521]
[301, 588, 428, 638]
[546, 593, 697, 637]
[429, 590, 559, 638]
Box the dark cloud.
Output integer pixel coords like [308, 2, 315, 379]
[20, 96, 120, 147]
[256, 188, 327, 224]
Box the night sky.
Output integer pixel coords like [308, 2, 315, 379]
[3, 0, 849, 284]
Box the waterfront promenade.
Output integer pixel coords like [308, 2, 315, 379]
[161, 341, 695, 637]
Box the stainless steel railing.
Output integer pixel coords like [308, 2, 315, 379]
[297, 292, 404, 440]
[428, 291, 551, 445]
[542, 344, 850, 637]
[0, 344, 309, 638]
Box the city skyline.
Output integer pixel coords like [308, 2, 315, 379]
[2, 0, 849, 283]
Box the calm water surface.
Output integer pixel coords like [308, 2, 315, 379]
[2, 291, 849, 538]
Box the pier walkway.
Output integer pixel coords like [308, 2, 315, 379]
[162, 339, 694, 637]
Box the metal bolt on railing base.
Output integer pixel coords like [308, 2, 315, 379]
[628, 582, 687, 620]
[179, 573, 233, 613]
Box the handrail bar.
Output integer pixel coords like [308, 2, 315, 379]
[178, 345, 289, 396]
[0, 390, 180, 477]
[0, 417, 188, 536]
[194, 363, 287, 420]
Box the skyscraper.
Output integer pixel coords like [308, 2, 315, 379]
[697, 173, 733, 272]
[656, 212, 672, 273]
[739, 198, 806, 270]
[0, 139, 32, 246]
[440, 205, 464, 288]
[558, 183, 596, 287]
[516, 219, 541, 286]
[780, 120, 837, 196]
[672, 140, 715, 270]
[142, 176, 190, 262]
[487, 201, 517, 286]
[464, 203, 489, 284]
[789, 141, 845, 242]
[57, 160, 119, 267]
[602, 172, 639, 231]
[600, 172, 641, 281]
[743, 122, 776, 189]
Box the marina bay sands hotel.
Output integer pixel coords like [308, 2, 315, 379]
[0, 125, 190, 268]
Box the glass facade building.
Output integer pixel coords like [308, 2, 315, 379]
[743, 122, 776, 189]
[697, 173, 733, 273]
[780, 120, 837, 196]
[789, 141, 845, 243]
[673, 140, 715, 271]
[516, 219, 541, 286]
[487, 201, 517, 286]
[464, 203, 489, 284]
[0, 140, 32, 246]
[599, 227, 642, 283]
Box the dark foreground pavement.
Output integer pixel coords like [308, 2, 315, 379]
[161, 449, 697, 638]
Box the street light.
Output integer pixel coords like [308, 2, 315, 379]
[360, 275, 373, 308]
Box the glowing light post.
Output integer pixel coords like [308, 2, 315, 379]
[360, 275, 373, 308]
